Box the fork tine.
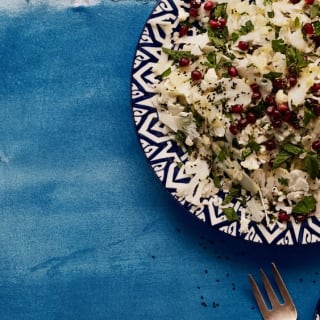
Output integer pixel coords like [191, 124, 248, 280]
[248, 274, 269, 317]
[260, 268, 280, 308]
[271, 262, 295, 306]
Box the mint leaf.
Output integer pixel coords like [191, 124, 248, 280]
[292, 196, 316, 215]
[222, 207, 239, 221]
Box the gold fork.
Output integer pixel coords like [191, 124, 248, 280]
[248, 263, 297, 320]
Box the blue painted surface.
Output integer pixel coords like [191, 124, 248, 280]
[0, 1, 320, 319]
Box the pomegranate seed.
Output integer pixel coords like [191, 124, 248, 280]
[313, 105, 320, 116]
[312, 140, 320, 151]
[304, 23, 314, 35]
[179, 25, 188, 36]
[191, 70, 202, 81]
[246, 112, 256, 124]
[311, 83, 320, 92]
[228, 66, 238, 77]
[265, 94, 276, 105]
[229, 124, 239, 135]
[189, 7, 198, 17]
[292, 121, 301, 129]
[278, 211, 290, 222]
[179, 57, 190, 67]
[290, 0, 300, 3]
[305, 0, 314, 4]
[238, 118, 248, 129]
[273, 78, 287, 90]
[252, 91, 261, 100]
[272, 119, 282, 128]
[209, 19, 220, 29]
[266, 106, 276, 116]
[218, 18, 227, 28]
[288, 76, 298, 87]
[282, 111, 293, 123]
[265, 139, 276, 150]
[190, 0, 201, 8]
[204, 0, 215, 10]
[238, 41, 249, 51]
[231, 104, 243, 113]
[250, 83, 260, 92]
[295, 214, 307, 222]
[271, 109, 282, 121]
[277, 103, 289, 113]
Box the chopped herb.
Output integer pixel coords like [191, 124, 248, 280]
[162, 47, 194, 62]
[271, 39, 286, 54]
[282, 143, 303, 155]
[204, 52, 217, 68]
[292, 196, 316, 215]
[278, 177, 289, 186]
[231, 32, 239, 42]
[263, 71, 283, 80]
[222, 185, 241, 205]
[314, 21, 320, 36]
[160, 67, 171, 78]
[217, 150, 227, 162]
[303, 107, 316, 125]
[272, 150, 293, 168]
[239, 20, 254, 35]
[223, 207, 239, 221]
[267, 11, 274, 18]
[247, 140, 261, 152]
[242, 147, 252, 159]
[213, 3, 228, 19]
[305, 154, 319, 179]
[310, 5, 320, 19]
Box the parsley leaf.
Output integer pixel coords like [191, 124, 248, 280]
[292, 196, 316, 215]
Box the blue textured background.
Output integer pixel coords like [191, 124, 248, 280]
[0, 1, 320, 319]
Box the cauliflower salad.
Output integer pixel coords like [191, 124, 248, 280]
[153, 0, 320, 228]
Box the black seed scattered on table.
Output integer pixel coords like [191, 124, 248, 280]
[226, 273, 230, 277]
[212, 301, 219, 308]
[197, 286, 201, 290]
[312, 279, 316, 284]
[176, 227, 181, 233]
[151, 255, 156, 259]
[299, 278, 303, 283]
[204, 269, 208, 274]
[216, 279, 220, 282]
[200, 295, 204, 300]
[201, 302, 208, 307]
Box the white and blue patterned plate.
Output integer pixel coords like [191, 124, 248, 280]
[131, 0, 320, 245]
